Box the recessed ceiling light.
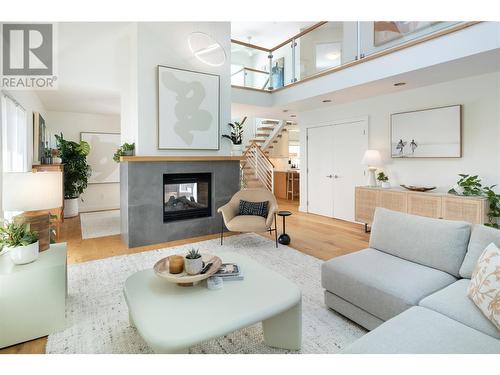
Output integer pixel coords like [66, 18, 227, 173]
[394, 82, 406, 86]
[322, 99, 332, 103]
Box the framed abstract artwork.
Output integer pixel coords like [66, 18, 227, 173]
[391, 105, 462, 158]
[157, 65, 220, 150]
[80, 132, 121, 183]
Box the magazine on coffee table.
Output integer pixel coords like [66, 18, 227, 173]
[213, 263, 244, 281]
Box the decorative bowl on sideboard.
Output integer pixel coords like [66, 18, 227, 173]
[400, 184, 437, 192]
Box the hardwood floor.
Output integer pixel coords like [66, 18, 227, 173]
[0, 199, 369, 354]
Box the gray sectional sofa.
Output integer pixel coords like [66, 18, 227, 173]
[321, 207, 500, 353]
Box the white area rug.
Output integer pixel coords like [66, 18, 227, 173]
[80, 210, 121, 239]
[46, 233, 366, 354]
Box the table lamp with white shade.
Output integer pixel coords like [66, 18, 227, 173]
[3, 171, 63, 251]
[361, 150, 383, 187]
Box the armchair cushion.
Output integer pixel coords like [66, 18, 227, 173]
[226, 215, 268, 232]
[239, 200, 269, 218]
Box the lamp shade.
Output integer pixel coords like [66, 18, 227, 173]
[361, 150, 382, 167]
[3, 172, 62, 211]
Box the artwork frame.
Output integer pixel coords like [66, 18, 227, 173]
[390, 104, 462, 159]
[33, 112, 46, 163]
[373, 21, 439, 47]
[157, 65, 220, 151]
[80, 131, 121, 184]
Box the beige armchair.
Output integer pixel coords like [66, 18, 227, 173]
[217, 188, 279, 247]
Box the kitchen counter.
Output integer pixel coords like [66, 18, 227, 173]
[274, 171, 300, 200]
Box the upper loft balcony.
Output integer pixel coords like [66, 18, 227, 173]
[231, 21, 500, 110]
[231, 21, 478, 91]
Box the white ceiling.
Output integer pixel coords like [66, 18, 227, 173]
[231, 22, 316, 49]
[36, 86, 121, 115]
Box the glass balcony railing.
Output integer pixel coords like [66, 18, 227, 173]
[231, 21, 472, 91]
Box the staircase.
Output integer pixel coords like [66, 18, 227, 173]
[241, 119, 291, 190]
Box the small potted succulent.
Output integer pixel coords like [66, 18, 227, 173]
[0, 221, 39, 265]
[377, 171, 391, 188]
[184, 248, 203, 275]
[113, 142, 135, 162]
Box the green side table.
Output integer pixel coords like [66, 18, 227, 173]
[0, 243, 67, 349]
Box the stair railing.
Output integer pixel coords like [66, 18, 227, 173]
[262, 120, 286, 150]
[242, 141, 274, 191]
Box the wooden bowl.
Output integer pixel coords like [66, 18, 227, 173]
[153, 254, 222, 286]
[400, 184, 437, 192]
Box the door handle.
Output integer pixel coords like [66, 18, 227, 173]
[333, 174, 339, 179]
[326, 175, 333, 178]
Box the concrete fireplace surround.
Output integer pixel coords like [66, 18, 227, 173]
[120, 157, 241, 248]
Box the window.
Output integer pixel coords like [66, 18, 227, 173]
[1, 93, 28, 172]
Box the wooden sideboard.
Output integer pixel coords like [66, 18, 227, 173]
[355, 186, 489, 227]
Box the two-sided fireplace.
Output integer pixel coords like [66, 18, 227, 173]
[163, 173, 212, 222]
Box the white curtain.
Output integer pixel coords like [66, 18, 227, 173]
[1, 94, 28, 173]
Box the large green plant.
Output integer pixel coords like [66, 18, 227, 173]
[55, 133, 91, 199]
[449, 174, 500, 229]
[0, 221, 38, 250]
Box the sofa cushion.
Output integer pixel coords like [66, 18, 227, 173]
[419, 279, 499, 339]
[369, 208, 471, 277]
[468, 242, 500, 330]
[321, 248, 456, 321]
[342, 306, 500, 354]
[459, 224, 500, 278]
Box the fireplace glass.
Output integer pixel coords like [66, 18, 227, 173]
[163, 173, 212, 222]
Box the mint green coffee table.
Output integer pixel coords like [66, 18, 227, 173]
[123, 252, 302, 353]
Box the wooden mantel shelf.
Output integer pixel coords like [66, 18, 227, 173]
[120, 156, 244, 162]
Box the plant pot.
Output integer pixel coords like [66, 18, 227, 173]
[9, 241, 39, 265]
[52, 157, 62, 164]
[123, 150, 134, 156]
[231, 144, 243, 156]
[64, 197, 79, 218]
[184, 257, 203, 275]
[381, 181, 391, 189]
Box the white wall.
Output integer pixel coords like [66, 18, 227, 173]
[46, 111, 121, 212]
[299, 71, 500, 213]
[135, 22, 232, 156]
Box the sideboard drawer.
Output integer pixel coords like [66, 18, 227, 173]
[442, 196, 487, 224]
[407, 193, 442, 219]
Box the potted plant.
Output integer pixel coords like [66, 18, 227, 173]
[113, 142, 135, 163]
[51, 148, 62, 164]
[55, 133, 91, 218]
[42, 146, 52, 165]
[377, 171, 391, 188]
[222, 118, 246, 156]
[0, 221, 39, 265]
[449, 174, 500, 229]
[184, 248, 203, 275]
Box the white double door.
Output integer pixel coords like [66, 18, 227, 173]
[307, 119, 368, 221]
